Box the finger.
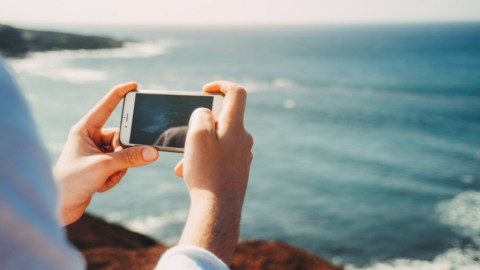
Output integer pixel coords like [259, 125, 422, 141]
[98, 175, 119, 192]
[100, 128, 119, 145]
[100, 128, 122, 150]
[174, 158, 184, 178]
[187, 108, 216, 142]
[203, 81, 246, 129]
[113, 129, 122, 151]
[80, 82, 137, 131]
[105, 146, 158, 171]
[97, 170, 125, 192]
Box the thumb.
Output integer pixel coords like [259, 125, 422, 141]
[107, 146, 158, 171]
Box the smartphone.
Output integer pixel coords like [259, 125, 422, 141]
[120, 90, 223, 153]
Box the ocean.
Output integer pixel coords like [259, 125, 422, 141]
[7, 23, 480, 269]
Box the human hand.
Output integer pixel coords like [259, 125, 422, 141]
[53, 82, 159, 225]
[175, 81, 253, 264]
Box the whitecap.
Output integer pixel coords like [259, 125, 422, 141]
[240, 80, 270, 93]
[283, 99, 297, 109]
[21, 39, 176, 60]
[9, 54, 109, 83]
[272, 78, 296, 89]
[47, 68, 108, 83]
[347, 191, 480, 270]
[7, 39, 176, 83]
[124, 210, 187, 235]
[461, 175, 475, 185]
[437, 191, 480, 245]
[346, 248, 480, 270]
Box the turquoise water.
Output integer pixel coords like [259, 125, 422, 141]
[8, 23, 480, 268]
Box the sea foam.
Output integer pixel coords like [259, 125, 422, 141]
[437, 191, 480, 245]
[347, 191, 480, 270]
[122, 210, 187, 244]
[8, 40, 175, 83]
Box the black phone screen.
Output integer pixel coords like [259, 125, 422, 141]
[130, 93, 213, 148]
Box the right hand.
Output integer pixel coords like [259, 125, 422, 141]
[175, 81, 253, 264]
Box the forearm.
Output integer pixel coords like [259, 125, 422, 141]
[179, 190, 243, 264]
[175, 81, 252, 266]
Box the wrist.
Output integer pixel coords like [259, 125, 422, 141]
[189, 188, 245, 214]
[179, 189, 243, 264]
[189, 189, 243, 237]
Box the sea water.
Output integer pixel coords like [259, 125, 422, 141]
[7, 23, 480, 269]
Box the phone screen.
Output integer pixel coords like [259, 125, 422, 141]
[130, 93, 214, 148]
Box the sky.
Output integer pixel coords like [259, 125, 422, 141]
[1, 0, 480, 26]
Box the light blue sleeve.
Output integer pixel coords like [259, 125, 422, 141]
[0, 58, 85, 269]
[155, 245, 229, 270]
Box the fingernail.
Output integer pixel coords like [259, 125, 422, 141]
[142, 147, 157, 161]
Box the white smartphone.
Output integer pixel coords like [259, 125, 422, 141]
[120, 90, 223, 153]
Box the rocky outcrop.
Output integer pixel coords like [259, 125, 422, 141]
[67, 213, 342, 270]
[0, 24, 123, 57]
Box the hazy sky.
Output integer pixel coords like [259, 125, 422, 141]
[1, 0, 480, 26]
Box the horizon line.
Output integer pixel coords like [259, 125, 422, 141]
[4, 19, 480, 30]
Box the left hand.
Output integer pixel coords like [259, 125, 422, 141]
[53, 82, 159, 225]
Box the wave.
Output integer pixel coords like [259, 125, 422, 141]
[347, 191, 480, 270]
[437, 191, 480, 245]
[233, 77, 297, 93]
[272, 78, 296, 89]
[346, 248, 480, 270]
[23, 39, 176, 60]
[10, 57, 109, 83]
[123, 210, 187, 236]
[7, 39, 176, 83]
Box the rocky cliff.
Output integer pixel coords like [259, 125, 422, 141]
[0, 24, 123, 57]
[67, 213, 342, 270]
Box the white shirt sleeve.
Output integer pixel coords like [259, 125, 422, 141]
[155, 245, 229, 270]
[0, 58, 85, 269]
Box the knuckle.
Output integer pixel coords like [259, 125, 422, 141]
[112, 87, 125, 99]
[230, 84, 247, 99]
[189, 126, 211, 140]
[193, 107, 212, 116]
[245, 132, 254, 149]
[110, 82, 135, 97]
[218, 80, 230, 88]
[191, 108, 213, 123]
[124, 149, 137, 166]
[245, 133, 254, 163]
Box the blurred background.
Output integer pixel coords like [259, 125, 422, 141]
[1, 1, 480, 269]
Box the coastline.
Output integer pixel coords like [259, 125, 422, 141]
[67, 213, 342, 270]
[0, 24, 124, 57]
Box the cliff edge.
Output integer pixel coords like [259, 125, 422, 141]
[67, 213, 342, 270]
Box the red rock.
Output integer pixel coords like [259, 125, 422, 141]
[231, 240, 342, 270]
[67, 213, 342, 270]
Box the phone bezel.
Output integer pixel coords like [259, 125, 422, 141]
[119, 90, 223, 153]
